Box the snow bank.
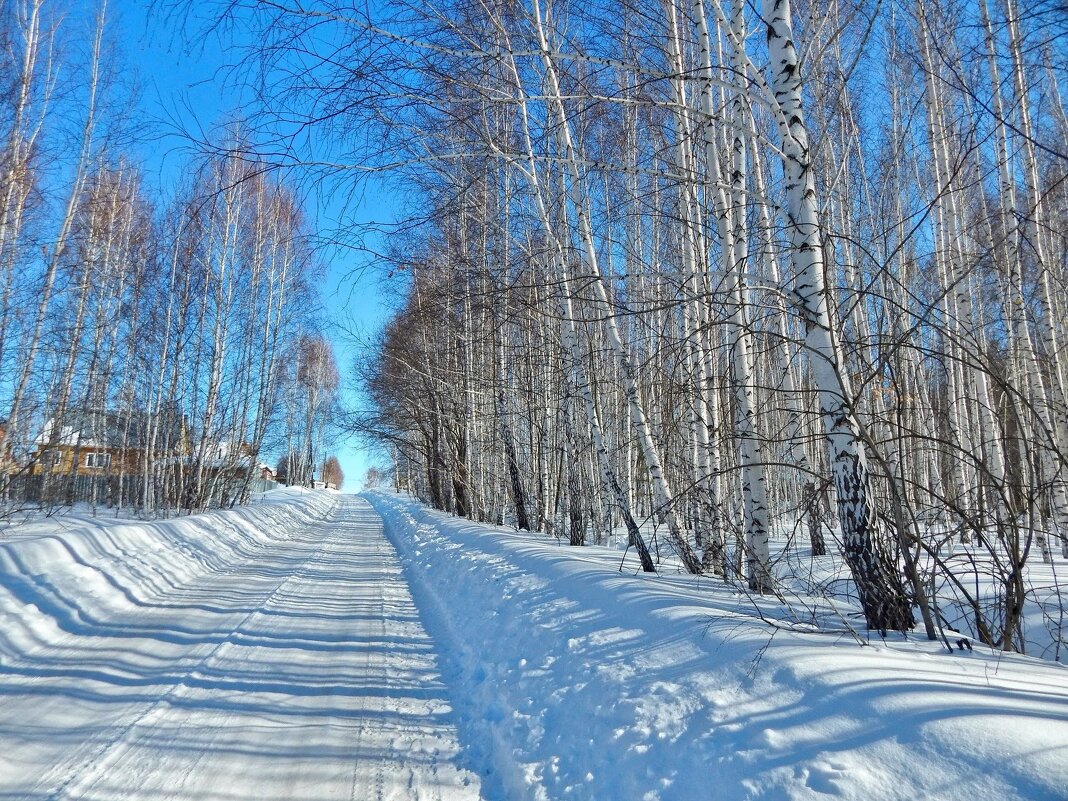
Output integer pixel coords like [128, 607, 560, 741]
[0, 489, 337, 662]
[368, 491, 1068, 801]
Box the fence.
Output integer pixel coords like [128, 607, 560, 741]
[248, 476, 280, 494]
[2, 473, 150, 509]
[1, 471, 282, 512]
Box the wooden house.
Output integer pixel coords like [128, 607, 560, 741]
[31, 409, 190, 477]
[0, 419, 15, 474]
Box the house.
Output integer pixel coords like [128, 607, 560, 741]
[259, 464, 276, 481]
[31, 409, 190, 476]
[0, 418, 15, 474]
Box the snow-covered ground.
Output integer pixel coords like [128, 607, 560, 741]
[2, 489, 1066, 801]
[0, 490, 478, 800]
[368, 491, 1068, 801]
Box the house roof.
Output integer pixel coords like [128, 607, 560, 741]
[37, 409, 185, 450]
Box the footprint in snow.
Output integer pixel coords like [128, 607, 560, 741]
[803, 760, 849, 795]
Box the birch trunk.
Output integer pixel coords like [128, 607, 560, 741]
[532, 0, 706, 571]
[761, 0, 913, 631]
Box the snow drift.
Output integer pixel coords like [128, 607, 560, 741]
[3, 489, 1065, 801]
[0, 490, 337, 664]
[369, 491, 1068, 801]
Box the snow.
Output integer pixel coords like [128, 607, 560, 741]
[1, 488, 1066, 801]
[367, 491, 1068, 801]
[0, 490, 479, 800]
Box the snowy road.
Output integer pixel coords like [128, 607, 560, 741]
[0, 495, 480, 800]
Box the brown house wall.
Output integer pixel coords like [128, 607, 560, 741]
[32, 446, 150, 477]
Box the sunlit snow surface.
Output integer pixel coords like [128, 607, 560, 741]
[0, 492, 479, 800]
[3, 489, 1068, 801]
[368, 492, 1068, 801]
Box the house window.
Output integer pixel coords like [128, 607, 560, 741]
[40, 449, 60, 466]
[85, 452, 111, 469]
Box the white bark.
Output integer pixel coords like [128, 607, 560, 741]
[761, 0, 913, 631]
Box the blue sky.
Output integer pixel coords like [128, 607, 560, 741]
[108, 0, 395, 489]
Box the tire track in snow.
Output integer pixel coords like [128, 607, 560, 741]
[33, 504, 348, 801]
[349, 514, 391, 801]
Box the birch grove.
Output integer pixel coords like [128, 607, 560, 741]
[259, 0, 1067, 648]
[0, 2, 324, 514]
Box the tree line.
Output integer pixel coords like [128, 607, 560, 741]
[0, 0, 340, 513]
[256, 0, 1067, 651]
